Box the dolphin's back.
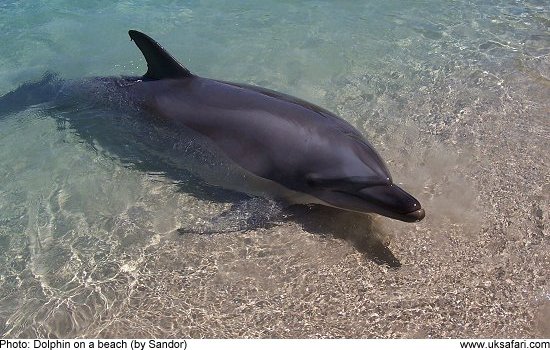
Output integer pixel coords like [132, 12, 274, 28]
[219, 80, 361, 134]
[127, 75, 391, 192]
[0, 73, 63, 117]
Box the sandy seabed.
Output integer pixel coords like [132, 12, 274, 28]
[98, 67, 549, 339]
[0, 0, 548, 339]
[4, 53, 547, 340]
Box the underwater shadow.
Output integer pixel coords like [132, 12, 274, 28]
[175, 202, 401, 268]
[52, 107, 250, 204]
[286, 204, 402, 268]
[0, 73, 247, 204]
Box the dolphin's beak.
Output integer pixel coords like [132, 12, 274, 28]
[313, 182, 425, 222]
[354, 184, 425, 222]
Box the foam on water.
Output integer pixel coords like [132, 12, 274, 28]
[0, 0, 548, 338]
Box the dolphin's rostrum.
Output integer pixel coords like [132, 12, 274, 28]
[125, 30, 425, 222]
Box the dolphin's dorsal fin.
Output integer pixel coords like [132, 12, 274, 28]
[128, 30, 192, 80]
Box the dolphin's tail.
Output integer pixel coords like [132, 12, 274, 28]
[0, 72, 62, 117]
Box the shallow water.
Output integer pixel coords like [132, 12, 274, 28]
[0, 0, 549, 338]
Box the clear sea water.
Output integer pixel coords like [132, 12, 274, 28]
[0, 0, 549, 338]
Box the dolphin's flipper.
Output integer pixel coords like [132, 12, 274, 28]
[177, 197, 284, 235]
[128, 30, 192, 80]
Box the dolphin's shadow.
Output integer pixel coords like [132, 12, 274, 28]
[0, 74, 247, 203]
[177, 202, 401, 268]
[52, 104, 250, 204]
[285, 205, 402, 268]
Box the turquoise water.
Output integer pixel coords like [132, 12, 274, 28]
[0, 0, 549, 338]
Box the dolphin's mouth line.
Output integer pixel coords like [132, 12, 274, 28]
[333, 189, 410, 214]
[333, 187, 425, 222]
[403, 208, 425, 222]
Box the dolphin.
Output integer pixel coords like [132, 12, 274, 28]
[122, 30, 424, 222]
[0, 30, 425, 223]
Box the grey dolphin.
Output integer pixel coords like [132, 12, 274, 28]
[123, 30, 424, 222]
